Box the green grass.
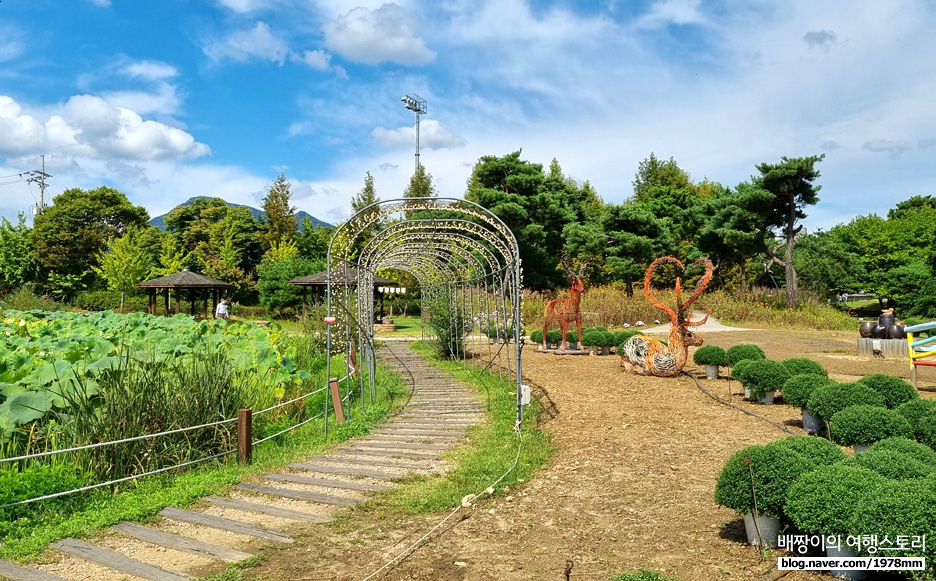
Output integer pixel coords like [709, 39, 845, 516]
[0, 367, 406, 562]
[376, 341, 554, 514]
[375, 315, 424, 337]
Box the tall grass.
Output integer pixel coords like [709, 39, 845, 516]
[0, 284, 62, 313]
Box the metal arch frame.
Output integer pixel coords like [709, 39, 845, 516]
[325, 198, 524, 431]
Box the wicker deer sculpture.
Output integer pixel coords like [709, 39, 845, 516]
[542, 255, 589, 351]
[620, 256, 714, 377]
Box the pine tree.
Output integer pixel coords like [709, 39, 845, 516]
[260, 174, 297, 251]
[403, 164, 438, 200]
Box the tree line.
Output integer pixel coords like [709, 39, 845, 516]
[1, 152, 934, 318]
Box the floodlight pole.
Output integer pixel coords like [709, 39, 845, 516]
[401, 94, 427, 174]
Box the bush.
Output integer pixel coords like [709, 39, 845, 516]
[781, 357, 825, 377]
[828, 405, 913, 447]
[769, 435, 847, 468]
[726, 343, 766, 364]
[743, 359, 792, 399]
[806, 382, 886, 425]
[693, 345, 728, 367]
[785, 464, 887, 536]
[0, 284, 63, 313]
[851, 449, 934, 480]
[566, 330, 580, 345]
[896, 399, 936, 439]
[546, 330, 563, 345]
[612, 330, 639, 350]
[581, 329, 603, 346]
[851, 479, 936, 571]
[867, 437, 936, 467]
[257, 256, 324, 313]
[917, 413, 936, 451]
[529, 329, 544, 344]
[0, 465, 93, 521]
[230, 304, 268, 318]
[730, 358, 755, 384]
[714, 444, 812, 519]
[857, 373, 918, 409]
[781, 374, 827, 409]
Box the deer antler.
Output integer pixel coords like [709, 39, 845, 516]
[643, 256, 681, 324]
[680, 258, 714, 327]
[560, 253, 573, 279]
[576, 258, 591, 281]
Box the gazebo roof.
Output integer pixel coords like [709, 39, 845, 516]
[137, 269, 234, 289]
[289, 266, 397, 287]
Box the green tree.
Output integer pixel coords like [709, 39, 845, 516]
[793, 230, 865, 299]
[0, 214, 38, 290]
[91, 228, 153, 312]
[257, 255, 324, 314]
[295, 219, 334, 261]
[632, 152, 691, 202]
[698, 183, 769, 290]
[751, 154, 825, 307]
[151, 232, 191, 278]
[601, 202, 672, 296]
[260, 174, 297, 251]
[31, 186, 149, 277]
[350, 171, 384, 256]
[403, 164, 438, 200]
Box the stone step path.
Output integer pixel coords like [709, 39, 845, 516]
[0, 341, 483, 581]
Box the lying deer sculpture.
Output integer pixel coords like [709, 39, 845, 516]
[543, 255, 589, 351]
[620, 256, 714, 377]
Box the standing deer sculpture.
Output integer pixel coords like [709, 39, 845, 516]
[620, 256, 714, 376]
[543, 255, 589, 351]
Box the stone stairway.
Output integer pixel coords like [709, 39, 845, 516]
[0, 341, 484, 581]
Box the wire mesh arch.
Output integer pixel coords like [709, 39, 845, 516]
[325, 197, 524, 428]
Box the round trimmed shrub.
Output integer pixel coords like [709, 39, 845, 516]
[566, 330, 580, 345]
[806, 382, 886, 425]
[828, 405, 913, 447]
[580, 329, 602, 346]
[530, 329, 544, 344]
[546, 330, 563, 345]
[731, 358, 755, 383]
[727, 343, 766, 364]
[896, 399, 936, 439]
[612, 330, 639, 350]
[715, 444, 812, 519]
[851, 449, 934, 480]
[781, 357, 825, 377]
[857, 373, 918, 409]
[851, 479, 936, 567]
[693, 345, 728, 367]
[743, 359, 792, 399]
[782, 374, 827, 409]
[867, 437, 936, 467]
[917, 413, 936, 451]
[769, 435, 848, 468]
[600, 330, 616, 347]
[785, 464, 887, 536]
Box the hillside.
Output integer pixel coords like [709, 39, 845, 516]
[149, 197, 332, 231]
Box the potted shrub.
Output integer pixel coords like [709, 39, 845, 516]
[856, 373, 918, 409]
[828, 405, 913, 452]
[782, 374, 828, 432]
[714, 444, 812, 548]
[693, 345, 728, 379]
[599, 330, 615, 355]
[580, 329, 603, 355]
[546, 330, 563, 349]
[895, 398, 936, 439]
[769, 435, 847, 468]
[784, 464, 888, 579]
[851, 449, 934, 480]
[867, 436, 936, 467]
[731, 358, 756, 398]
[743, 359, 792, 404]
[612, 330, 638, 353]
[566, 330, 581, 350]
[852, 479, 936, 579]
[806, 382, 886, 429]
[530, 329, 544, 348]
[726, 343, 766, 365]
[781, 357, 825, 377]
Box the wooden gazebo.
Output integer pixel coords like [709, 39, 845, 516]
[137, 269, 234, 317]
[289, 266, 397, 318]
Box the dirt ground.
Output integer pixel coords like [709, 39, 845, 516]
[247, 327, 936, 581]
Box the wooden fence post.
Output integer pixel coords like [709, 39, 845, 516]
[328, 377, 345, 423]
[237, 408, 252, 464]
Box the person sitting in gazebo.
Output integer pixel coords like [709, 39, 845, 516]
[215, 298, 230, 320]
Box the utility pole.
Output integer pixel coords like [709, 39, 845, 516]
[401, 94, 427, 175]
[24, 155, 52, 213]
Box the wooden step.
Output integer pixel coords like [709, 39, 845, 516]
[206, 496, 331, 523]
[111, 522, 253, 563]
[0, 560, 68, 581]
[235, 483, 361, 506]
[264, 472, 391, 492]
[353, 442, 450, 450]
[336, 448, 440, 460]
[158, 507, 292, 543]
[52, 538, 192, 581]
[288, 462, 398, 480]
[370, 429, 466, 437]
[308, 455, 433, 470]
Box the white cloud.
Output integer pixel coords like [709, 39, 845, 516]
[203, 21, 290, 65]
[802, 29, 838, 51]
[861, 138, 911, 159]
[213, 0, 269, 13]
[634, 0, 705, 29]
[323, 4, 435, 65]
[121, 60, 179, 81]
[0, 95, 209, 161]
[293, 49, 331, 70]
[372, 119, 466, 150]
[85, 0, 111, 6]
[0, 25, 25, 63]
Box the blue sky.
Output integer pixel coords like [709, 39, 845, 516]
[1, 0, 934, 232]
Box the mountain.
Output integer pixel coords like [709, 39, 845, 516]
[149, 197, 332, 231]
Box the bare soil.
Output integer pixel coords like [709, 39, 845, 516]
[247, 327, 936, 581]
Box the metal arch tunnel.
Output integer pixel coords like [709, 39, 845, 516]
[323, 198, 525, 428]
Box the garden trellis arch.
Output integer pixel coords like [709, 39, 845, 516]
[325, 197, 524, 427]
